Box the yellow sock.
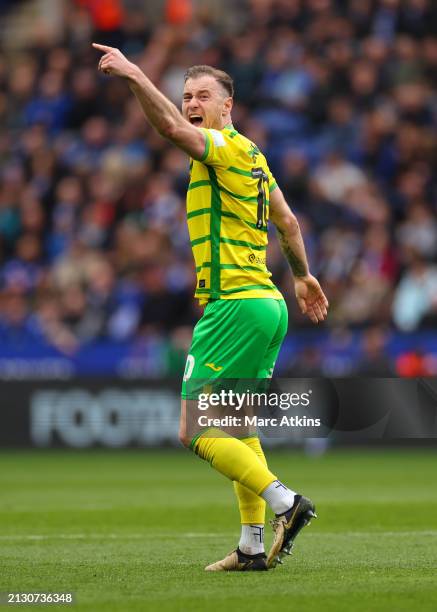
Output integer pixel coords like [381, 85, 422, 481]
[192, 429, 276, 496]
[233, 436, 267, 524]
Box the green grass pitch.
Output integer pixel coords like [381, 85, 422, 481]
[0, 448, 436, 611]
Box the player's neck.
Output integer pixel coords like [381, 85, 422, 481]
[218, 116, 233, 130]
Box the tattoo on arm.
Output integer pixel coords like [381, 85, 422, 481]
[277, 228, 308, 277]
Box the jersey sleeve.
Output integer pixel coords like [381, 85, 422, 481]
[265, 162, 278, 194]
[199, 128, 235, 168]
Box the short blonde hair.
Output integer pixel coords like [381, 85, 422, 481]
[184, 65, 234, 97]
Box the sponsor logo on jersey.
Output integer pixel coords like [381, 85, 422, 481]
[247, 142, 260, 163]
[248, 253, 266, 266]
[205, 363, 223, 372]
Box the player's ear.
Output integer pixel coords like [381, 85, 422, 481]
[222, 96, 233, 115]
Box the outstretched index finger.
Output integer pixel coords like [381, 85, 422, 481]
[92, 43, 113, 53]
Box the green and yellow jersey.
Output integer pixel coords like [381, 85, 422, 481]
[187, 125, 283, 304]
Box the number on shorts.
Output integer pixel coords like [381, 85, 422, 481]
[183, 354, 195, 381]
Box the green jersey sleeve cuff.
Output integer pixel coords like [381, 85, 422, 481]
[269, 181, 278, 192]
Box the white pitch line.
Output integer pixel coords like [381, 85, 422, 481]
[0, 530, 436, 541]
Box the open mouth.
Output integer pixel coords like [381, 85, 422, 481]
[189, 115, 203, 127]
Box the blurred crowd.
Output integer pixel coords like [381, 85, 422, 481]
[0, 0, 436, 375]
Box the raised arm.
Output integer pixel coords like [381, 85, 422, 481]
[269, 186, 328, 324]
[92, 43, 206, 160]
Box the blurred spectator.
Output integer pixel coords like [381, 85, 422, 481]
[2, 232, 43, 292]
[285, 346, 323, 377]
[313, 152, 367, 204]
[393, 256, 437, 331]
[397, 202, 437, 259]
[25, 71, 71, 133]
[395, 350, 431, 377]
[0, 289, 34, 346]
[358, 326, 394, 375]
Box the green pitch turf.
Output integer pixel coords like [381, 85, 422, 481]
[0, 448, 436, 612]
